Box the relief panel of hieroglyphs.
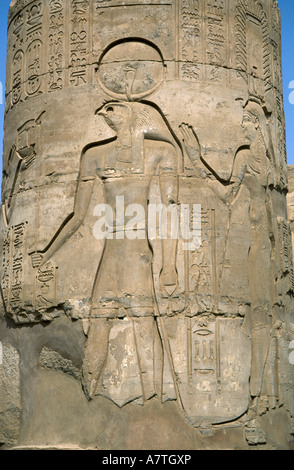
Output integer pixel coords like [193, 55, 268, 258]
[277, 217, 294, 294]
[8, 1, 45, 108]
[0, 221, 58, 322]
[47, 0, 66, 92]
[6, 0, 93, 111]
[69, 0, 92, 87]
[1, 223, 27, 312]
[234, 0, 271, 96]
[179, 0, 227, 83]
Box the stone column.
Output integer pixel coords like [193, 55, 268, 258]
[287, 166, 294, 250]
[0, 0, 293, 450]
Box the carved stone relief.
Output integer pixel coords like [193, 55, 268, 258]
[1, 0, 293, 451]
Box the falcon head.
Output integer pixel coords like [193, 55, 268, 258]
[96, 102, 132, 132]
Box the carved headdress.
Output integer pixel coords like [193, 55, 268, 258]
[243, 98, 276, 176]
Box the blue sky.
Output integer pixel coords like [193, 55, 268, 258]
[0, 0, 293, 173]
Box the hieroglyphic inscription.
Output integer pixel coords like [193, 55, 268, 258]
[26, 1, 43, 42]
[25, 2, 44, 97]
[191, 208, 212, 291]
[188, 208, 215, 315]
[34, 264, 58, 311]
[12, 10, 25, 42]
[9, 9, 26, 108]
[1, 224, 58, 316]
[179, 0, 227, 82]
[278, 218, 294, 292]
[69, 0, 91, 86]
[11, 50, 24, 106]
[48, 0, 65, 92]
[192, 322, 218, 376]
[180, 0, 201, 81]
[272, 43, 282, 96]
[235, 0, 271, 95]
[26, 39, 43, 97]
[186, 318, 221, 393]
[206, 0, 226, 69]
[276, 95, 288, 189]
[270, 2, 287, 189]
[270, 1, 282, 96]
[270, 1, 283, 93]
[8, 1, 45, 107]
[1, 230, 12, 307]
[95, 0, 172, 7]
[1, 223, 27, 311]
[10, 223, 27, 309]
[8, 0, 34, 24]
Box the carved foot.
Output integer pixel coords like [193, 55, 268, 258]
[244, 419, 267, 446]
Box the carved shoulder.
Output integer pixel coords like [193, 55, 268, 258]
[230, 148, 249, 183]
[79, 138, 116, 179]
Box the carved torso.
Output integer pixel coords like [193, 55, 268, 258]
[81, 138, 177, 318]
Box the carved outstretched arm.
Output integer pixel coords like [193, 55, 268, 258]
[2, 146, 36, 227]
[224, 150, 247, 206]
[31, 151, 96, 267]
[179, 123, 210, 179]
[180, 122, 247, 205]
[265, 164, 275, 241]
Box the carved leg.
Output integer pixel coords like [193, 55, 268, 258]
[245, 308, 274, 446]
[250, 308, 272, 399]
[250, 326, 271, 398]
[132, 317, 163, 402]
[82, 318, 111, 400]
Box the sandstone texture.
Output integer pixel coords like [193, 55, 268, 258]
[287, 165, 294, 252]
[0, 0, 294, 450]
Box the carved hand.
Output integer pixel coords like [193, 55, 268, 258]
[179, 123, 200, 156]
[17, 147, 36, 170]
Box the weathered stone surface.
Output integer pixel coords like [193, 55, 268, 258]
[0, 0, 294, 450]
[0, 341, 21, 446]
[287, 165, 294, 250]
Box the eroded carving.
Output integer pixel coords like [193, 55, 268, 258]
[1, 112, 45, 227]
[1, 222, 27, 312]
[48, 0, 65, 92]
[180, 99, 281, 434]
[11, 50, 24, 106]
[30, 99, 181, 406]
[1, 0, 293, 450]
[0, 342, 21, 446]
[96, 39, 166, 101]
[69, 0, 91, 86]
[235, 0, 271, 96]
